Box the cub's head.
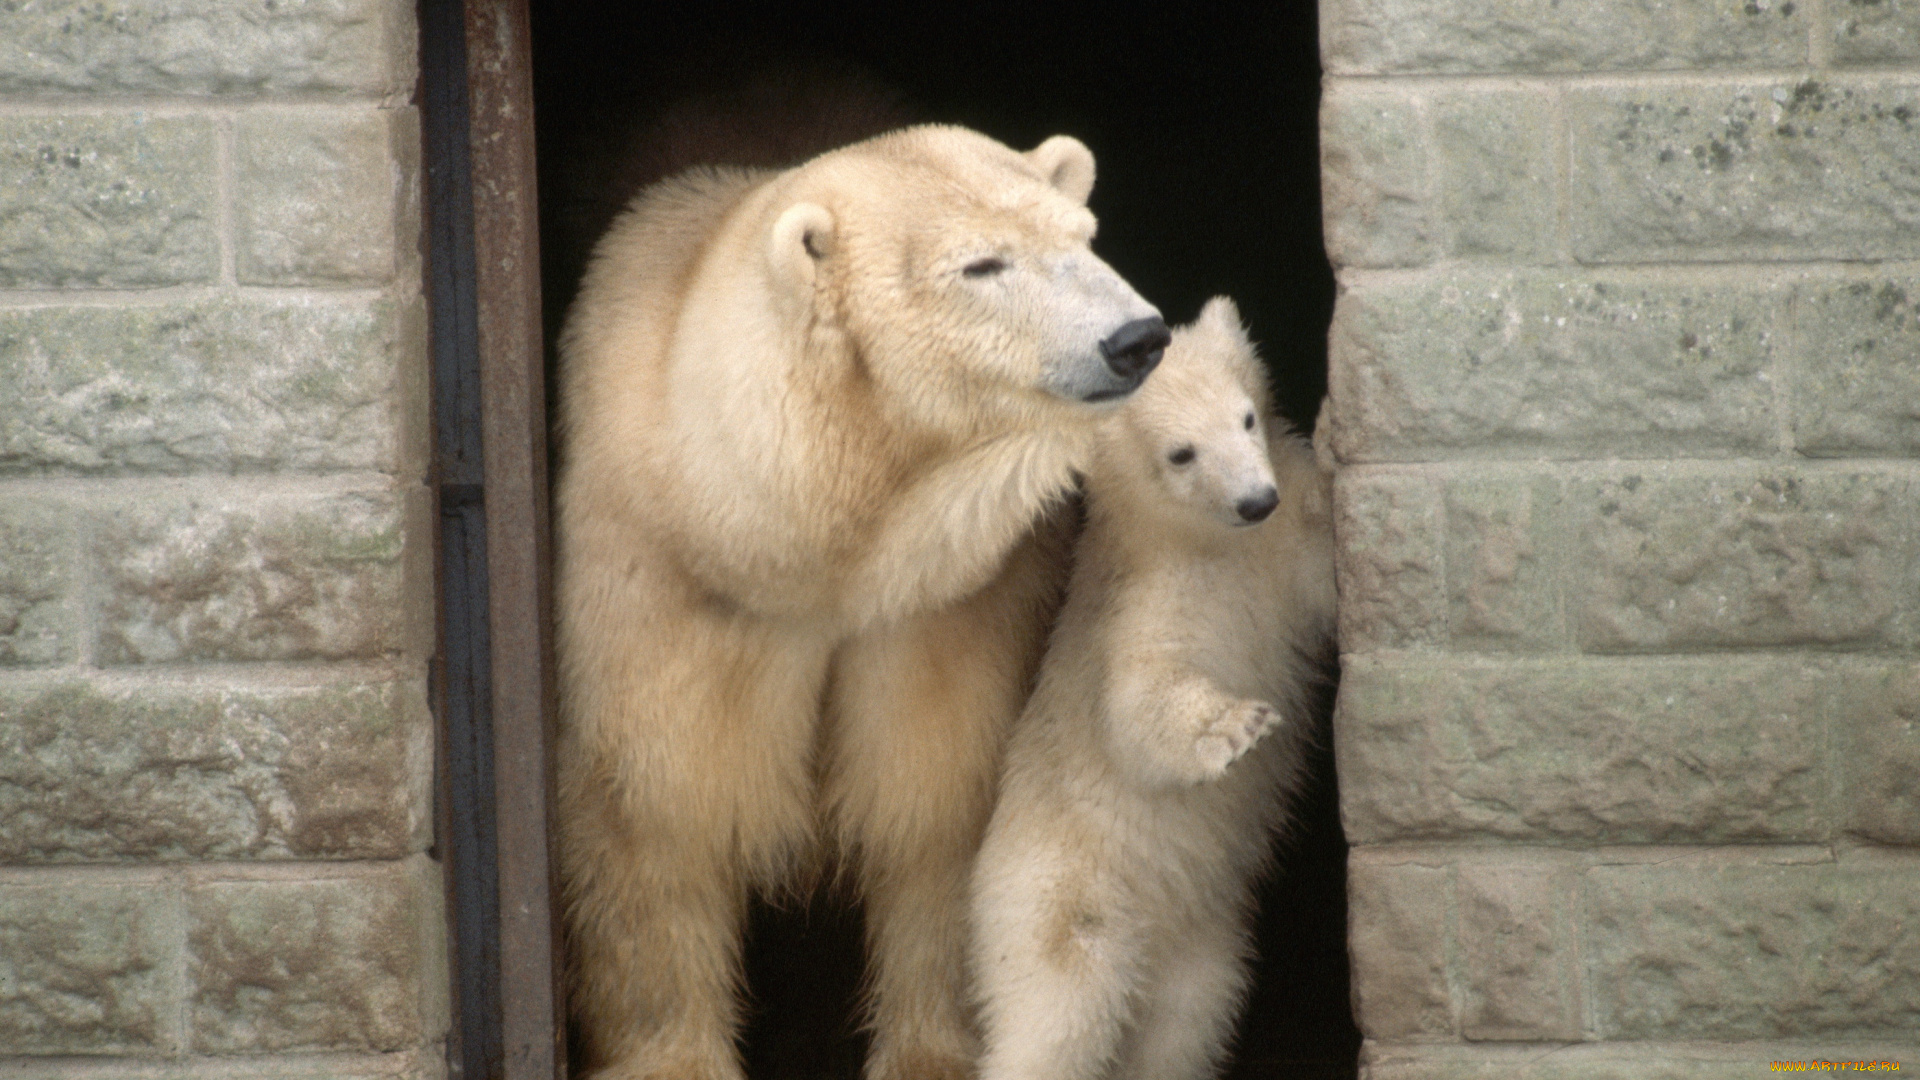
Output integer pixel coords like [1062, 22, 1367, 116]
[762, 126, 1166, 427]
[1103, 297, 1280, 529]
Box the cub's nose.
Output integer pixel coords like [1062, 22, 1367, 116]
[1099, 317, 1171, 382]
[1236, 486, 1280, 524]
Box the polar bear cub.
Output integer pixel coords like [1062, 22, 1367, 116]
[969, 297, 1336, 1080]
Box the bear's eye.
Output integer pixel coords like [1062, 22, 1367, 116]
[1168, 446, 1196, 466]
[962, 257, 1007, 278]
[1244, 412, 1256, 431]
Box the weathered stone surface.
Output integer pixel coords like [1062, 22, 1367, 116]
[1321, 89, 1431, 269]
[1322, 0, 1809, 74]
[1794, 278, 1920, 457]
[95, 489, 413, 665]
[188, 865, 426, 1052]
[1572, 468, 1920, 651]
[0, 884, 175, 1054]
[1346, 860, 1453, 1039]
[0, 0, 414, 96]
[1337, 656, 1827, 843]
[1361, 1043, 1920, 1080]
[236, 109, 416, 286]
[1445, 477, 1564, 651]
[1589, 862, 1920, 1038]
[0, 297, 407, 475]
[1429, 91, 1558, 263]
[1569, 80, 1920, 263]
[1329, 274, 1782, 463]
[0, 679, 426, 861]
[0, 503, 70, 666]
[1834, 662, 1920, 845]
[0, 115, 216, 287]
[1832, 0, 1920, 63]
[1456, 865, 1574, 1040]
[1334, 470, 1444, 652]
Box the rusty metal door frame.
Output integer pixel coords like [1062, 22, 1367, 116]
[420, 0, 564, 1076]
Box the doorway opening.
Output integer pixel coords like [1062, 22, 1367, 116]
[527, 3, 1352, 1077]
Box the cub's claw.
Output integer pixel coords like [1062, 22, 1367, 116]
[1193, 700, 1281, 778]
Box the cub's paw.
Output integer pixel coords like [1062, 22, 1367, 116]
[1193, 700, 1282, 778]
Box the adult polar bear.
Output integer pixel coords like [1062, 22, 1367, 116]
[555, 126, 1167, 1080]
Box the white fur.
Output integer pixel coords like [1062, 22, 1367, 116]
[969, 298, 1337, 1080]
[555, 126, 1164, 1080]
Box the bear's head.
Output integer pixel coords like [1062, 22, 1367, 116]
[1102, 296, 1281, 529]
[762, 126, 1167, 430]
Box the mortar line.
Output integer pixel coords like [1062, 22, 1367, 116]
[0, 471, 404, 499]
[0, 656, 421, 691]
[1808, 0, 1835, 69]
[1548, 82, 1574, 268]
[1776, 273, 1800, 458]
[214, 111, 236, 288]
[0, 283, 395, 308]
[72, 494, 99, 671]
[0, 95, 408, 117]
[169, 876, 190, 1058]
[1336, 259, 1920, 289]
[1322, 67, 1920, 91]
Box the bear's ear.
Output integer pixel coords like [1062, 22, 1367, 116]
[768, 202, 836, 293]
[1027, 135, 1096, 204]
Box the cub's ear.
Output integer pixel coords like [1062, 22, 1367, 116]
[768, 202, 835, 293]
[1198, 295, 1245, 337]
[1027, 135, 1096, 204]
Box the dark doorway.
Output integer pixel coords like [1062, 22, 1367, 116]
[527, 3, 1353, 1077]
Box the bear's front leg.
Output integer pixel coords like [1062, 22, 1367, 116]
[821, 524, 1068, 1080]
[1104, 658, 1284, 786]
[558, 553, 834, 1080]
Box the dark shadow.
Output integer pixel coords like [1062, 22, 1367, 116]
[528, 2, 1354, 1076]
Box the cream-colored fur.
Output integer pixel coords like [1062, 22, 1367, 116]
[555, 125, 1163, 1080]
[969, 298, 1336, 1080]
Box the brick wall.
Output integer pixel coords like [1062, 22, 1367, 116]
[0, 3, 445, 1078]
[1320, 2, 1920, 1076]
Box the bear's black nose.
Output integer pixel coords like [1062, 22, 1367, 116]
[1099, 317, 1171, 382]
[1236, 486, 1280, 524]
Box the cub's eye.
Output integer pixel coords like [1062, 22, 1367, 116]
[1168, 446, 1196, 466]
[962, 257, 1007, 278]
[1244, 412, 1256, 431]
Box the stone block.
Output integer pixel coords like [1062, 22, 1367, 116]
[1336, 656, 1827, 844]
[1456, 865, 1575, 1041]
[1589, 861, 1920, 1038]
[0, 0, 415, 96]
[0, 296, 409, 475]
[1572, 468, 1920, 651]
[1834, 662, 1920, 845]
[1569, 80, 1920, 263]
[1334, 469, 1445, 652]
[1321, 89, 1431, 269]
[0, 502, 71, 666]
[0, 678, 428, 861]
[0, 115, 216, 288]
[188, 863, 431, 1052]
[0, 883, 176, 1054]
[1444, 477, 1564, 651]
[1328, 274, 1782, 463]
[1832, 0, 1920, 64]
[95, 488, 416, 665]
[236, 108, 417, 286]
[1429, 91, 1558, 263]
[1346, 860, 1453, 1039]
[1794, 278, 1920, 457]
[1322, 0, 1809, 74]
